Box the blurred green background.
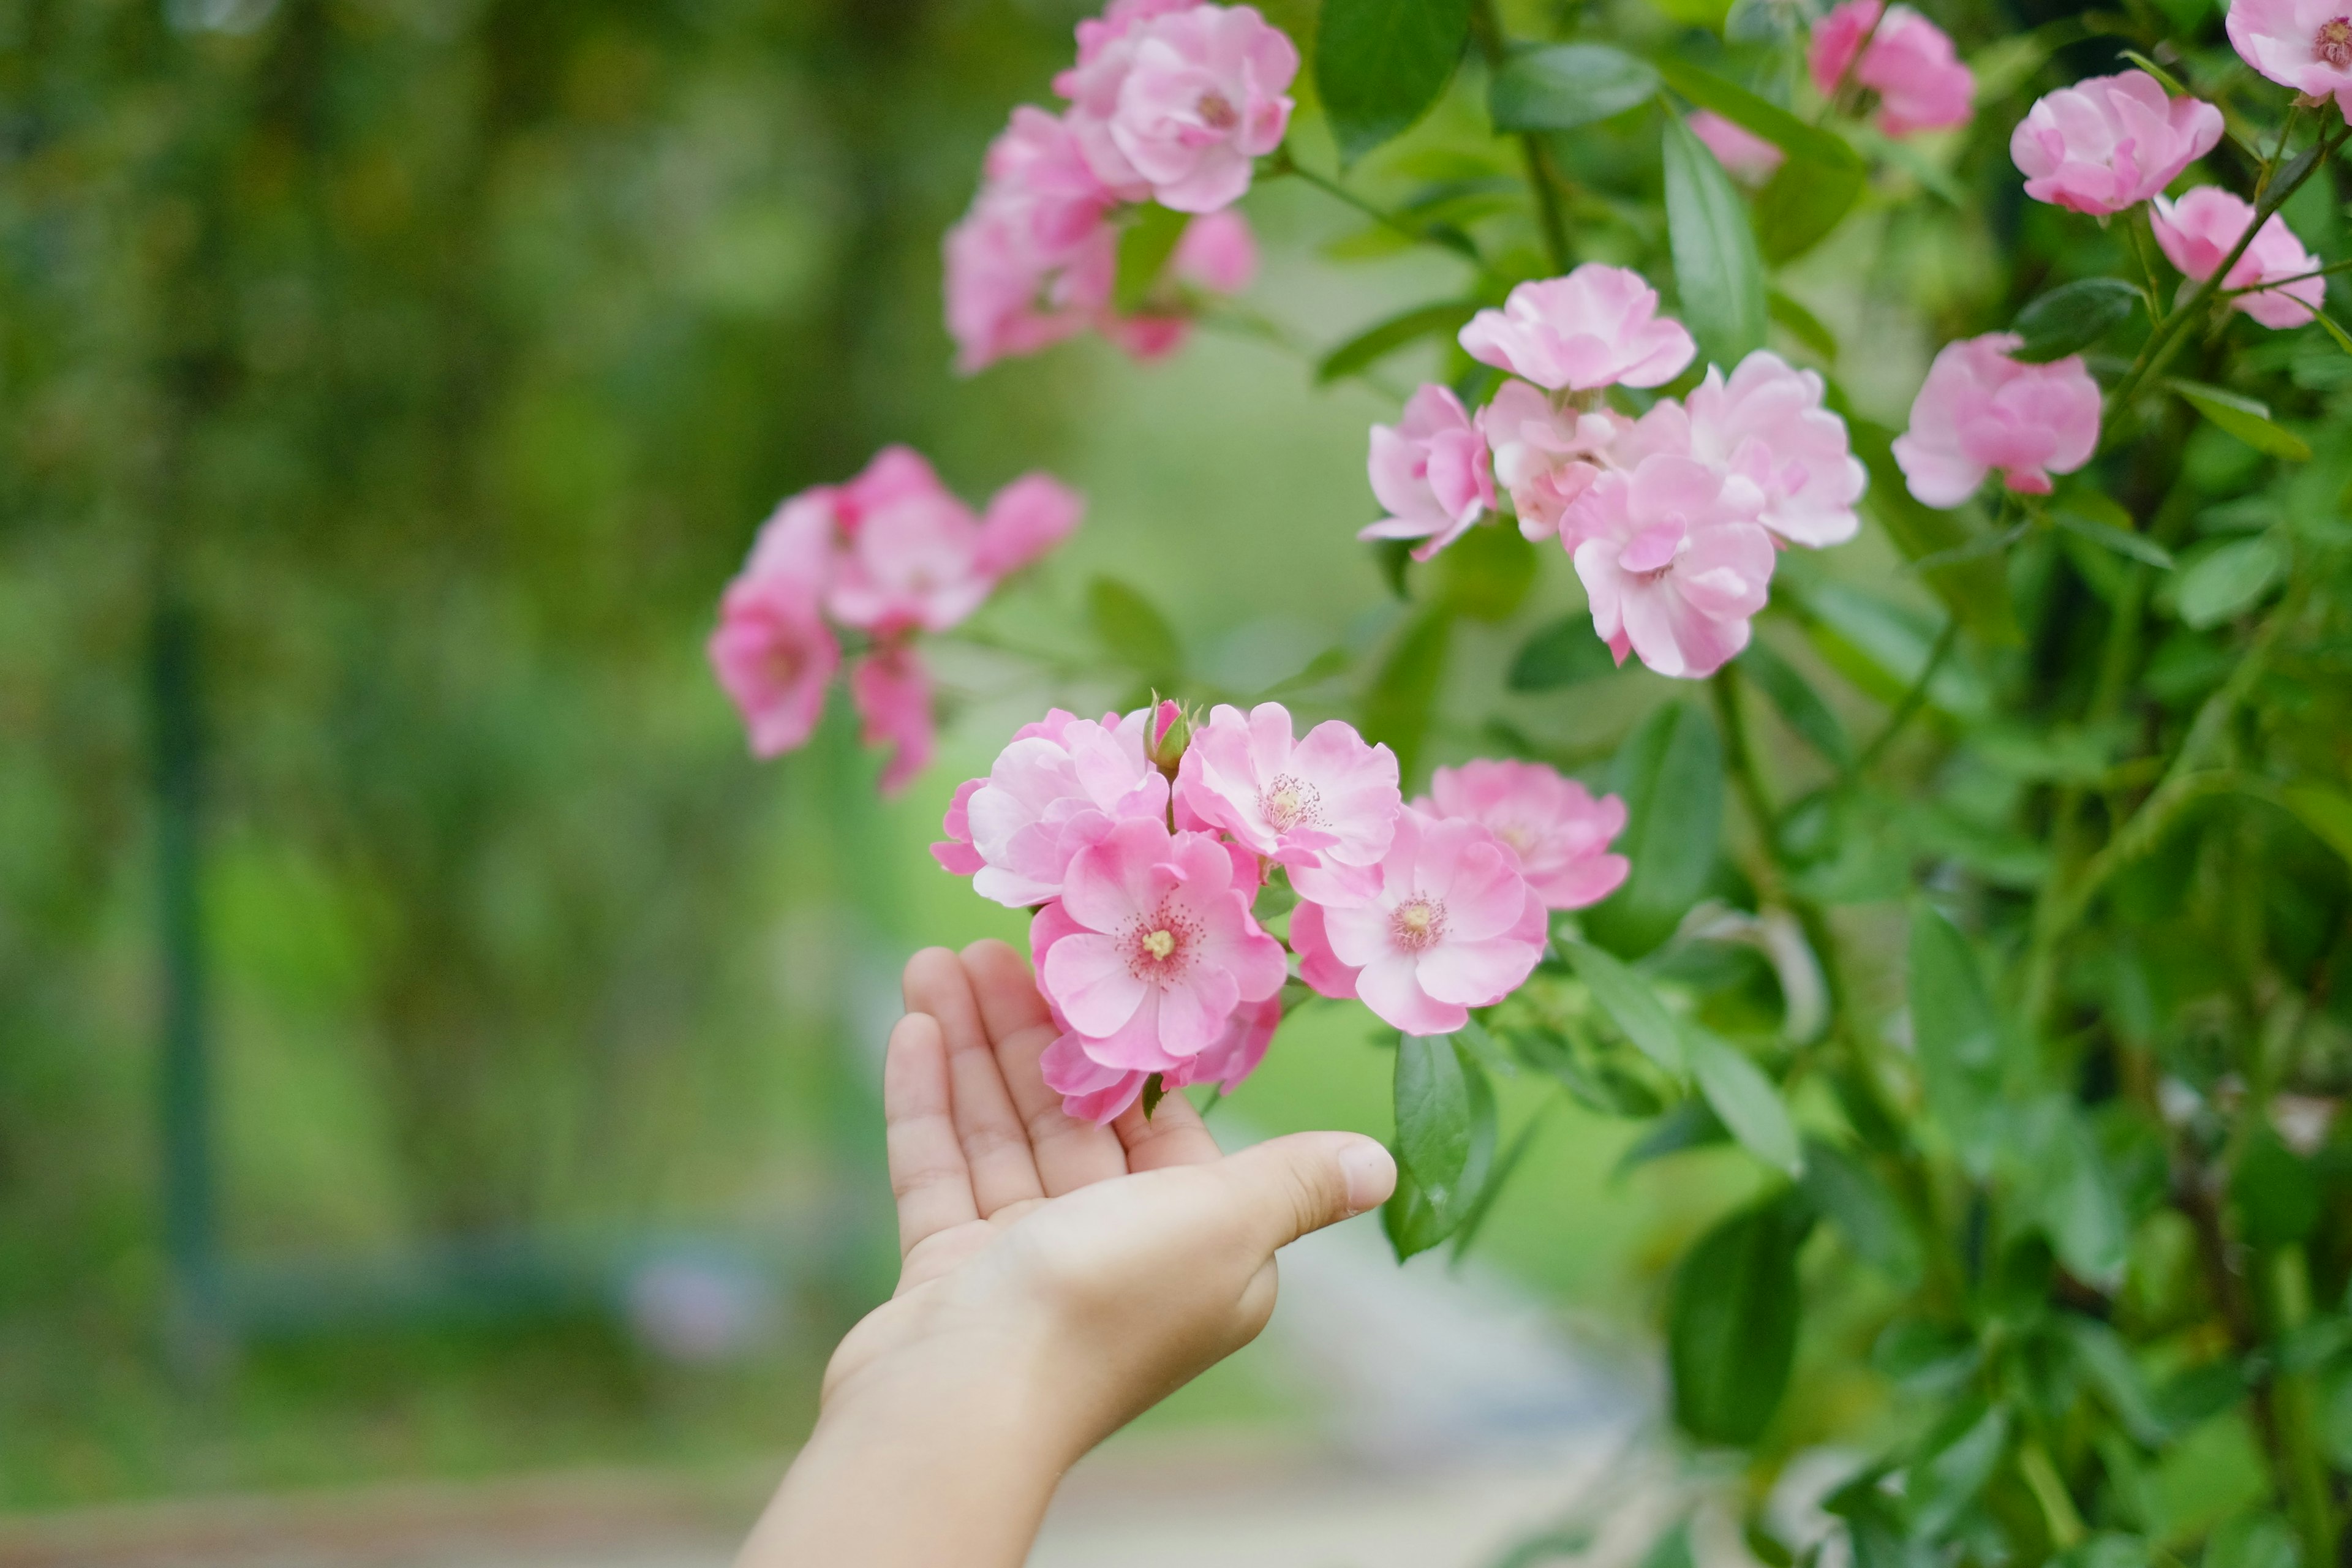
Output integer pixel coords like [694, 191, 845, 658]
[0, 0, 1784, 1510]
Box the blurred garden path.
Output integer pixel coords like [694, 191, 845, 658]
[0, 1205, 1656, 1568]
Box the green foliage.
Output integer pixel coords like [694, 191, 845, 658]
[1314, 0, 1474, 164]
[1667, 1192, 1807, 1444]
[1583, 703, 1723, 956]
[1488, 45, 1660, 132]
[2011, 279, 2144, 363]
[1661, 111, 1768, 365]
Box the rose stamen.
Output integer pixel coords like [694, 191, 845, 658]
[1258, 773, 1324, 832]
[1390, 897, 1447, 952]
[1197, 91, 1238, 130]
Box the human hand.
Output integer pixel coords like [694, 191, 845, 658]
[738, 939, 1395, 1568]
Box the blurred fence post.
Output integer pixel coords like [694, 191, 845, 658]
[151, 581, 229, 1381]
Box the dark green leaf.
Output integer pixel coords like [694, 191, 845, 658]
[1087, 576, 1185, 682]
[1651, 56, 1861, 169]
[1756, 154, 1866, 264]
[1361, 605, 1452, 785]
[1687, 1027, 1801, 1176]
[1317, 300, 1480, 385]
[2176, 535, 2284, 628]
[1872, 1318, 1980, 1394]
[1140, 1072, 1167, 1117]
[1435, 518, 1537, 621]
[1113, 204, 1191, 314]
[1907, 903, 2001, 1173]
[1393, 1032, 1472, 1207]
[1315, 0, 1475, 165]
[1663, 112, 1768, 365]
[2234, 1126, 2322, 1248]
[1845, 416, 2022, 646]
[1768, 288, 1839, 360]
[1508, 613, 1620, 690]
[1737, 638, 1852, 766]
[2064, 1316, 2169, 1446]
[1907, 1402, 2009, 1540]
[2010, 279, 2141, 363]
[1668, 1193, 1807, 1444]
[2168, 379, 2313, 461]
[1583, 703, 1722, 956]
[1450, 1101, 1545, 1264]
[1791, 579, 1989, 718]
[2017, 1096, 2129, 1286]
[2206, 1513, 2297, 1568]
[1562, 938, 1685, 1074]
[1384, 1041, 1497, 1258]
[1372, 536, 1414, 599]
[2280, 782, 2352, 870]
[1615, 1098, 1728, 1177]
[1489, 43, 1661, 131]
[2053, 508, 2175, 569]
[1800, 1137, 1923, 1285]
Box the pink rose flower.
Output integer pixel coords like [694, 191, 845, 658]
[1099, 209, 1262, 362]
[709, 577, 840, 759]
[2010, 72, 2224, 216]
[932, 778, 986, 875]
[963, 707, 1170, 908]
[1891, 333, 2102, 506]
[824, 448, 995, 636]
[1477, 379, 1629, 541]
[1458, 265, 1697, 393]
[944, 108, 1120, 374]
[1809, 0, 1974, 137]
[2226, 0, 2352, 113]
[1175, 702, 1402, 895]
[1690, 111, 1787, 183]
[1055, 0, 1200, 197]
[975, 473, 1085, 577]
[1680, 350, 1867, 548]
[1287, 809, 1548, 1036]
[1037, 818, 1288, 1068]
[1420, 760, 1630, 911]
[1358, 383, 1497, 561]
[1039, 990, 1281, 1123]
[2152, 186, 2328, 330]
[1567, 453, 1777, 680]
[1098, 6, 1297, 213]
[850, 645, 935, 796]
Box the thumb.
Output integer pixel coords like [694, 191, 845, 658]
[1212, 1131, 1396, 1254]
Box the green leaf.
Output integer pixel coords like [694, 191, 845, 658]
[1662, 111, 1768, 366]
[1737, 638, 1852, 766]
[1615, 1098, 1728, 1177]
[1768, 288, 1838, 360]
[2167, 379, 2313, 461]
[1360, 604, 1452, 785]
[1907, 903, 2001, 1173]
[2234, 1126, 2322, 1248]
[1846, 416, 2023, 646]
[2206, 1513, 2297, 1568]
[1087, 575, 1185, 683]
[2176, 535, 2284, 628]
[2019, 1098, 2128, 1286]
[1140, 1072, 1167, 1117]
[2053, 507, 2175, 570]
[1314, 0, 1475, 165]
[1756, 154, 1866, 264]
[1251, 644, 1352, 701]
[1393, 1032, 1472, 1208]
[1317, 300, 1480, 385]
[1668, 1194, 1807, 1445]
[1799, 1137, 1923, 1286]
[2280, 782, 2352, 870]
[1907, 1403, 2010, 1540]
[1562, 938, 1685, 1074]
[1450, 1102, 1546, 1264]
[2064, 1316, 2170, 1447]
[1585, 703, 1723, 956]
[1508, 613, 1620, 690]
[2010, 279, 2142, 363]
[1687, 1028, 1801, 1176]
[1383, 1040, 1497, 1259]
[1651, 56, 1861, 170]
[1113, 204, 1191, 314]
[1490, 43, 1662, 131]
[1434, 518, 1537, 622]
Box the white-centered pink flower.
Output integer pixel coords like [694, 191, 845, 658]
[1420, 760, 1630, 911]
[1060, 4, 1297, 213]
[1681, 350, 1867, 548]
[1891, 333, 2102, 506]
[1458, 265, 1697, 393]
[1359, 383, 1497, 561]
[1808, 0, 1974, 137]
[1175, 702, 1402, 896]
[1567, 454, 1777, 680]
[824, 448, 995, 635]
[1477, 379, 1629, 541]
[1039, 990, 1281, 1123]
[2010, 72, 2224, 216]
[1690, 111, 1787, 183]
[960, 707, 1170, 908]
[2153, 186, 2329, 330]
[1036, 818, 1287, 1069]
[2227, 0, 2352, 113]
[944, 107, 1120, 374]
[1287, 809, 1548, 1036]
[850, 646, 935, 796]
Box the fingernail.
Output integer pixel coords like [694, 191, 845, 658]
[1339, 1140, 1398, 1215]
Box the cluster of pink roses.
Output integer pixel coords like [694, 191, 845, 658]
[1362, 262, 1866, 681]
[708, 447, 1082, 791]
[943, 0, 1295, 373]
[932, 701, 1627, 1121]
[1806, 0, 1976, 137]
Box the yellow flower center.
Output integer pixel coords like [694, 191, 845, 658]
[1143, 928, 1176, 961]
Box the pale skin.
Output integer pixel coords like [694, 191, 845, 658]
[736, 939, 1398, 1567]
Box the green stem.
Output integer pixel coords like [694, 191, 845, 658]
[1468, 0, 1573, 272]
[1268, 150, 1483, 266]
[1848, 619, 1956, 780]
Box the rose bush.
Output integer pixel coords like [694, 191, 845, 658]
[717, 0, 2352, 1562]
